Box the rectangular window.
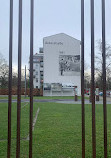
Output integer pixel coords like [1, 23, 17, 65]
[40, 71, 43, 76]
[40, 61, 43, 67]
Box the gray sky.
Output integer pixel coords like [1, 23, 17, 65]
[0, 0, 111, 70]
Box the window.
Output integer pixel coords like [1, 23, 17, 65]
[40, 76, 43, 80]
[33, 58, 36, 62]
[40, 61, 43, 67]
[40, 71, 43, 76]
[36, 78, 38, 82]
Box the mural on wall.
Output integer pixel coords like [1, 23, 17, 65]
[59, 55, 80, 76]
[51, 83, 62, 91]
[44, 83, 51, 90]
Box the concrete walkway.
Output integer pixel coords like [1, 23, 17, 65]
[55, 99, 111, 104]
[0, 98, 111, 104]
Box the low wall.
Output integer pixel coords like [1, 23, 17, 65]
[0, 88, 43, 96]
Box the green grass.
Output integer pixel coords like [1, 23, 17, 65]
[0, 102, 38, 157]
[0, 102, 111, 157]
[0, 96, 89, 100]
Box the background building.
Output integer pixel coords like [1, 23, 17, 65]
[30, 48, 43, 89]
[43, 33, 81, 96]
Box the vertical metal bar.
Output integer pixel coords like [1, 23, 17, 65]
[102, 0, 107, 157]
[25, 65, 26, 98]
[29, 0, 34, 157]
[7, 0, 13, 157]
[90, 0, 96, 157]
[16, 0, 22, 157]
[81, 0, 85, 157]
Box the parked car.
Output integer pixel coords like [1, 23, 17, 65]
[85, 90, 90, 95]
[84, 89, 90, 95]
[99, 92, 103, 96]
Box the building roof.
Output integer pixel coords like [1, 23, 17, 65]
[43, 33, 80, 43]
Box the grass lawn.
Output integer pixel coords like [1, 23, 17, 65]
[0, 102, 111, 157]
[0, 96, 89, 100]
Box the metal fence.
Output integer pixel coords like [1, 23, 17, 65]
[81, 0, 107, 158]
[7, 0, 107, 158]
[8, 0, 34, 158]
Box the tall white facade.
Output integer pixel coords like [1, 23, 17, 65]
[43, 33, 81, 96]
[30, 51, 43, 89]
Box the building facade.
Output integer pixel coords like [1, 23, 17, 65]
[43, 33, 81, 96]
[31, 48, 44, 89]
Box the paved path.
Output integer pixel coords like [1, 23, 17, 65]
[0, 99, 78, 103]
[0, 98, 111, 104]
[55, 100, 111, 104]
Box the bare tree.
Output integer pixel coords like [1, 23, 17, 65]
[95, 40, 111, 90]
[95, 39, 111, 77]
[84, 72, 91, 89]
[0, 53, 9, 88]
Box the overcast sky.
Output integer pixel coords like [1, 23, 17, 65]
[0, 0, 111, 70]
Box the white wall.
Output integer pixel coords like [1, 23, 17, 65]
[33, 63, 40, 88]
[43, 33, 81, 95]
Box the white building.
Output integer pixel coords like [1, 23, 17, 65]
[31, 48, 44, 89]
[43, 33, 81, 96]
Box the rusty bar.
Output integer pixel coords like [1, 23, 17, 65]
[25, 65, 26, 98]
[90, 0, 96, 157]
[7, 0, 13, 157]
[16, 0, 22, 157]
[29, 0, 34, 157]
[81, 0, 85, 157]
[102, 0, 107, 157]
